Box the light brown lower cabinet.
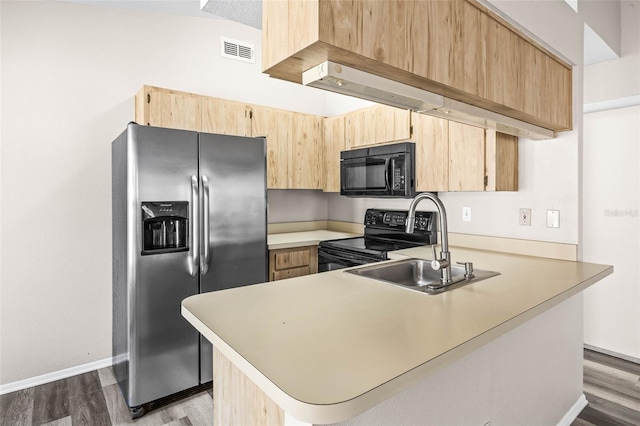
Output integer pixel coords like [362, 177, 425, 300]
[268, 245, 318, 281]
[213, 347, 284, 425]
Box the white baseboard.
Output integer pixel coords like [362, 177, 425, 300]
[557, 394, 588, 426]
[584, 343, 640, 364]
[0, 357, 113, 395]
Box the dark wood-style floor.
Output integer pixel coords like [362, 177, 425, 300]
[2, 348, 639, 425]
[572, 349, 640, 426]
[0, 367, 213, 426]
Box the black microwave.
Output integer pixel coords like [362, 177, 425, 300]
[340, 142, 416, 197]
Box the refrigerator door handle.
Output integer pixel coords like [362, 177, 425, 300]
[201, 175, 210, 275]
[190, 175, 199, 276]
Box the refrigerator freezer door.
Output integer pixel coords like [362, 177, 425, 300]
[130, 125, 200, 406]
[198, 133, 267, 382]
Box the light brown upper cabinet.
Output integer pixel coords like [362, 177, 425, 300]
[448, 122, 487, 191]
[484, 131, 518, 191]
[262, 0, 572, 133]
[252, 106, 324, 190]
[412, 114, 449, 192]
[136, 86, 324, 191]
[251, 105, 290, 189]
[410, 113, 517, 192]
[323, 116, 346, 193]
[448, 122, 518, 192]
[136, 86, 202, 131]
[202, 97, 252, 136]
[346, 105, 411, 148]
[136, 85, 252, 135]
[290, 112, 324, 190]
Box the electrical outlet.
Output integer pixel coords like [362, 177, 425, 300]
[519, 208, 531, 226]
[462, 206, 471, 222]
[547, 210, 560, 228]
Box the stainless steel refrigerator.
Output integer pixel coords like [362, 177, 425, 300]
[112, 123, 267, 418]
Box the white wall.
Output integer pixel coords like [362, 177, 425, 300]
[583, 1, 640, 104]
[581, 0, 640, 359]
[582, 106, 640, 358]
[268, 190, 328, 223]
[0, 0, 334, 386]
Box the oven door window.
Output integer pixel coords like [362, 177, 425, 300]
[342, 156, 390, 192]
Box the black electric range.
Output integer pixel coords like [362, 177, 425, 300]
[318, 208, 437, 272]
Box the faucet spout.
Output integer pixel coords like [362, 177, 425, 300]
[405, 192, 452, 285]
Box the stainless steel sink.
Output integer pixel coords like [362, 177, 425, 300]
[346, 258, 500, 294]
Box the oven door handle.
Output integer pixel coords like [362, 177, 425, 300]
[318, 248, 377, 265]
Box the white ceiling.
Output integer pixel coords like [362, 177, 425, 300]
[61, 0, 262, 28]
[201, 0, 262, 29]
[584, 22, 619, 66]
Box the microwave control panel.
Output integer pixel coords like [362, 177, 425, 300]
[392, 157, 405, 190]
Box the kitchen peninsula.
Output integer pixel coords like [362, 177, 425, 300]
[182, 246, 612, 425]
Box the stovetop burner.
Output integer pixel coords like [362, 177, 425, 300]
[320, 208, 437, 258]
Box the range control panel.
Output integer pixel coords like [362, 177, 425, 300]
[364, 209, 434, 232]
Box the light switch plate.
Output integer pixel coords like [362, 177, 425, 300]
[519, 208, 531, 226]
[462, 207, 471, 222]
[547, 210, 560, 228]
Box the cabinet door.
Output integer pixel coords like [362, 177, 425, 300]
[252, 105, 290, 189]
[323, 116, 346, 192]
[485, 131, 518, 191]
[202, 97, 252, 136]
[290, 113, 324, 189]
[412, 114, 449, 192]
[268, 246, 318, 281]
[136, 86, 202, 131]
[347, 105, 411, 148]
[448, 122, 486, 191]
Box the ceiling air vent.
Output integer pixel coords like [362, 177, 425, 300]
[221, 37, 255, 64]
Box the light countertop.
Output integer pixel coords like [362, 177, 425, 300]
[267, 230, 359, 250]
[182, 245, 612, 423]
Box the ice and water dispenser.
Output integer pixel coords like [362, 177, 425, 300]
[141, 202, 189, 255]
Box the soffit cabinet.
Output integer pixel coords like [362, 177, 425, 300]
[262, 0, 572, 134]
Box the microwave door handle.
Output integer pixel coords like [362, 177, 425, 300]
[384, 157, 392, 190]
[190, 175, 199, 276]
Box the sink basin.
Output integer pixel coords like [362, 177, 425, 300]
[346, 258, 500, 294]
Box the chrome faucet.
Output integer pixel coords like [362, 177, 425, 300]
[405, 192, 452, 285]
